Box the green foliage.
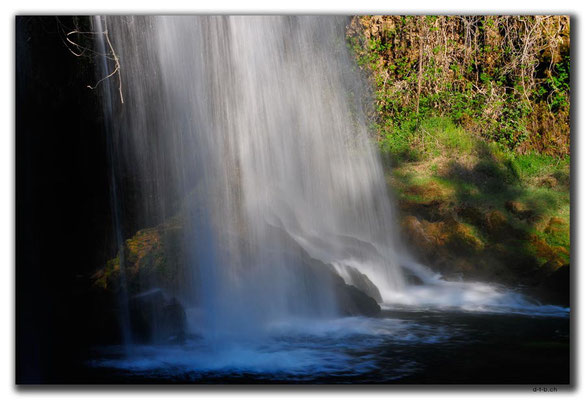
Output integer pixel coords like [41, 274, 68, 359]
[379, 116, 474, 162]
[508, 152, 569, 181]
[546, 55, 570, 112]
[384, 114, 570, 269]
[347, 15, 570, 156]
[347, 16, 570, 278]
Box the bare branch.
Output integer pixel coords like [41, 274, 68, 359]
[56, 17, 124, 104]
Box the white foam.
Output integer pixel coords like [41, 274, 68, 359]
[89, 315, 450, 378]
[381, 260, 568, 317]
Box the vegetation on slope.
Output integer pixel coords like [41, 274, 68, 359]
[347, 16, 570, 297]
[347, 16, 570, 156]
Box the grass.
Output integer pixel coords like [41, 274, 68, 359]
[382, 116, 570, 276]
[379, 117, 476, 163]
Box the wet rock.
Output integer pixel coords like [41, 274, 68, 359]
[257, 223, 382, 317]
[310, 233, 383, 263]
[544, 264, 570, 307]
[302, 260, 381, 317]
[129, 289, 187, 343]
[531, 264, 570, 307]
[96, 219, 384, 322]
[333, 279, 381, 317]
[92, 219, 188, 298]
[289, 247, 382, 316]
[339, 265, 383, 303]
[162, 297, 187, 342]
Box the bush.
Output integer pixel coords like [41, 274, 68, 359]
[347, 15, 570, 156]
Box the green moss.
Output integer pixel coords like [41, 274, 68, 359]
[93, 255, 120, 289]
[92, 220, 186, 295]
[385, 116, 570, 282]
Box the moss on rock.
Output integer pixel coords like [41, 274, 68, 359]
[92, 218, 187, 297]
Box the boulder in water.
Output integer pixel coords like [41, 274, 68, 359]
[532, 264, 570, 307]
[333, 264, 383, 303]
[129, 289, 187, 343]
[332, 278, 381, 317]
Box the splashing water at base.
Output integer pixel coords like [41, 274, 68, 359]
[378, 259, 567, 316]
[89, 316, 454, 380]
[88, 310, 568, 383]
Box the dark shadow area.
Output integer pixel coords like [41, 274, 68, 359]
[16, 16, 116, 383]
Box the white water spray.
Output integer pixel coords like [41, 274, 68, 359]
[94, 16, 566, 344]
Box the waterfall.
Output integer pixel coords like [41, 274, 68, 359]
[93, 16, 566, 344]
[94, 16, 405, 333]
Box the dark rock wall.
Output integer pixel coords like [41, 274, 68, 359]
[16, 16, 114, 383]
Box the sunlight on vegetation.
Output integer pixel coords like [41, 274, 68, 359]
[348, 16, 570, 283]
